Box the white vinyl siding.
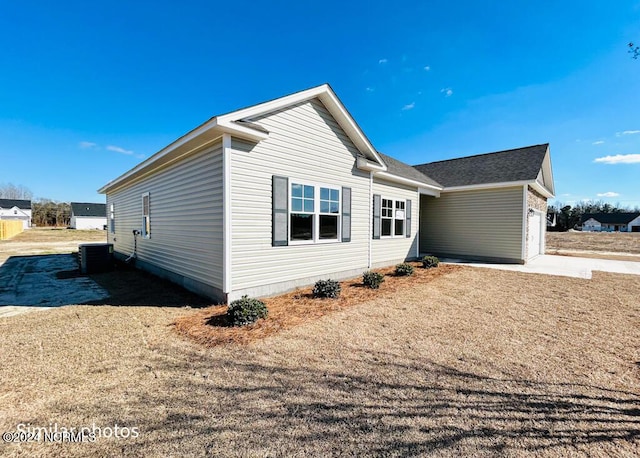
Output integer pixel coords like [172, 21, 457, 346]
[71, 216, 107, 230]
[106, 143, 224, 289]
[420, 187, 524, 262]
[371, 178, 418, 265]
[230, 99, 370, 294]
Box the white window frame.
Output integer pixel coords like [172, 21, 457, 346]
[380, 197, 405, 238]
[141, 192, 151, 239]
[289, 180, 341, 245]
[109, 203, 115, 233]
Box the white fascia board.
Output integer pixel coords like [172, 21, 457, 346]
[357, 156, 387, 172]
[443, 179, 555, 198]
[375, 171, 442, 193]
[218, 120, 269, 142]
[442, 180, 532, 193]
[98, 118, 223, 194]
[541, 147, 556, 196]
[529, 181, 555, 198]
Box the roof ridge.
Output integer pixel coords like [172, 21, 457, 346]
[414, 143, 549, 167]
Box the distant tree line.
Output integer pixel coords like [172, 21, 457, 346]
[548, 201, 640, 232]
[0, 183, 71, 227]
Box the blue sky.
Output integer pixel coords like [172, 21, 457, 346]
[1, 1, 639, 208]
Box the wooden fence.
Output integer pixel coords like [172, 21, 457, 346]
[0, 220, 23, 240]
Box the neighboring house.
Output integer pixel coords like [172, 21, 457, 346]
[99, 84, 555, 303]
[581, 213, 640, 232]
[0, 199, 32, 229]
[70, 202, 107, 230]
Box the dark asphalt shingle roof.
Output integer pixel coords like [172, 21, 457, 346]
[581, 212, 640, 224]
[0, 199, 31, 209]
[413, 144, 549, 188]
[377, 152, 442, 188]
[71, 202, 107, 217]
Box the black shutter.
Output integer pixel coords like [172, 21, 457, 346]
[341, 187, 351, 242]
[373, 194, 381, 239]
[272, 176, 288, 246]
[406, 199, 412, 238]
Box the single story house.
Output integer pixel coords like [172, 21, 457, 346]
[70, 202, 107, 230]
[581, 212, 640, 232]
[99, 84, 555, 303]
[0, 199, 32, 229]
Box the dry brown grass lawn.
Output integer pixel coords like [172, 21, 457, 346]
[0, 228, 107, 264]
[547, 231, 640, 257]
[1, 266, 638, 457]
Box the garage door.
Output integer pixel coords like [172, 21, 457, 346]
[527, 211, 543, 259]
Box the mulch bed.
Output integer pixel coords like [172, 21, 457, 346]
[174, 262, 461, 347]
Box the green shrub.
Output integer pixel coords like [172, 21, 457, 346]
[313, 279, 341, 298]
[395, 263, 414, 276]
[362, 271, 384, 289]
[422, 255, 439, 269]
[227, 295, 268, 326]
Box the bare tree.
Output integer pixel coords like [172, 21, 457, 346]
[0, 182, 33, 200]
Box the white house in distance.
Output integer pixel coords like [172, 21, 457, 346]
[0, 199, 32, 229]
[581, 212, 640, 232]
[70, 202, 107, 230]
[99, 84, 555, 303]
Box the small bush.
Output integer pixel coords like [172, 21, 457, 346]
[227, 295, 268, 326]
[313, 279, 341, 298]
[395, 263, 414, 276]
[422, 255, 439, 269]
[362, 271, 384, 289]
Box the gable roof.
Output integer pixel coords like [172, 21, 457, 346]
[99, 84, 387, 194]
[0, 199, 31, 210]
[71, 202, 106, 217]
[413, 144, 553, 196]
[581, 212, 640, 224]
[377, 152, 442, 188]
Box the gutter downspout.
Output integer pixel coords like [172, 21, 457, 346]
[368, 171, 373, 268]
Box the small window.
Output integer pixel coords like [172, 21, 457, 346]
[289, 182, 341, 243]
[319, 187, 339, 240]
[381, 199, 393, 237]
[109, 203, 115, 233]
[141, 193, 151, 238]
[377, 197, 406, 238]
[395, 200, 405, 236]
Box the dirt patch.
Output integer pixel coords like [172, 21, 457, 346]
[175, 263, 460, 346]
[3, 227, 108, 244]
[1, 267, 638, 457]
[547, 231, 640, 254]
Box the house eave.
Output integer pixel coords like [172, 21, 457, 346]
[375, 171, 442, 195]
[441, 180, 554, 198]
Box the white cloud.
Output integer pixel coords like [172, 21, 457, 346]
[597, 192, 620, 198]
[594, 154, 640, 164]
[79, 141, 97, 149]
[365, 87, 374, 92]
[424, 66, 430, 71]
[440, 87, 453, 97]
[378, 58, 388, 64]
[592, 140, 605, 145]
[401, 102, 415, 111]
[107, 145, 135, 155]
[622, 130, 640, 135]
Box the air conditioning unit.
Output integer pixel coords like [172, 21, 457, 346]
[78, 243, 114, 274]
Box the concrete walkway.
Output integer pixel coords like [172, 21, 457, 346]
[444, 254, 640, 279]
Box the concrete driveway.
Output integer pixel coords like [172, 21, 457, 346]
[447, 254, 640, 279]
[0, 254, 109, 318]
